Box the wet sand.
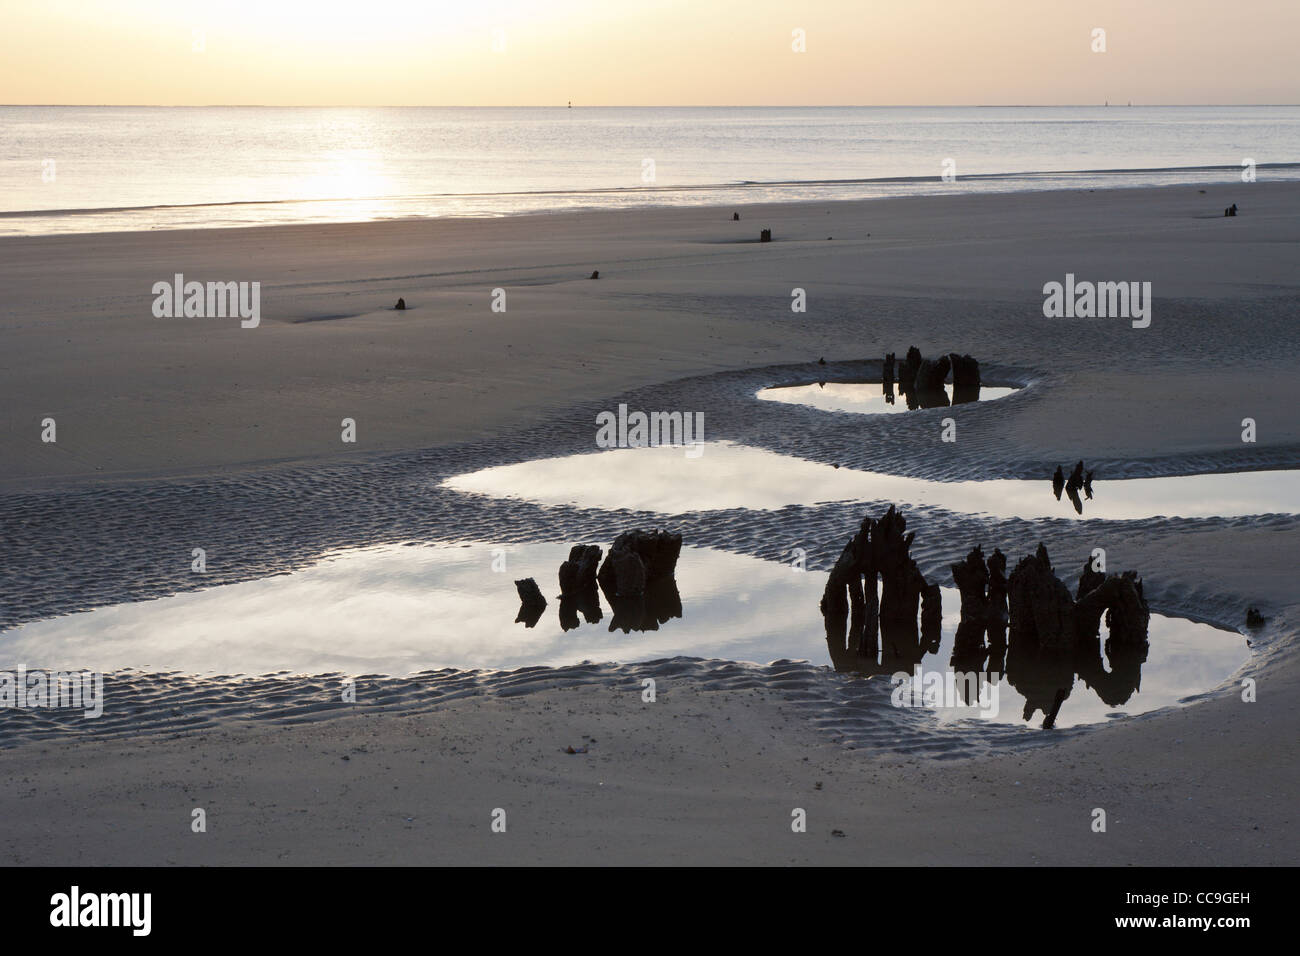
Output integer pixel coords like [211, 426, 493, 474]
[3, 181, 1298, 488]
[0, 182, 1297, 864]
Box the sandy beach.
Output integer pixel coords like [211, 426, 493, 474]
[1, 182, 1297, 865]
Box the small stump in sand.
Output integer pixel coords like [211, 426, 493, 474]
[394, 297, 406, 310]
[760, 228, 772, 242]
[514, 577, 547, 628]
[589, 270, 600, 279]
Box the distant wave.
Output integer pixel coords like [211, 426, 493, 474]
[5, 162, 1298, 220]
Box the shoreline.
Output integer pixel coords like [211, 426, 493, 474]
[5, 170, 1297, 239]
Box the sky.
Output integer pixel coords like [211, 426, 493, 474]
[1, 0, 1297, 106]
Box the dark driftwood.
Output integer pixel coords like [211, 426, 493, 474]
[951, 545, 990, 625]
[948, 353, 981, 386]
[913, 354, 951, 392]
[820, 505, 936, 663]
[514, 577, 547, 628]
[558, 544, 602, 597]
[1007, 543, 1149, 650]
[557, 544, 604, 632]
[899, 347, 922, 391]
[595, 529, 681, 600]
[1008, 544, 1076, 649]
[987, 548, 1009, 627]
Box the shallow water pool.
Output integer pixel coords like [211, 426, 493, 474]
[0, 542, 1248, 728]
[757, 381, 1019, 414]
[443, 442, 1299, 519]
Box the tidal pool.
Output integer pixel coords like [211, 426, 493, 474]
[757, 381, 1019, 414]
[0, 543, 1247, 728]
[443, 442, 1299, 519]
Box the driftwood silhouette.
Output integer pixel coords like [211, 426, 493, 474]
[820, 505, 940, 672]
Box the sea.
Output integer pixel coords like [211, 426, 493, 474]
[2, 105, 1298, 236]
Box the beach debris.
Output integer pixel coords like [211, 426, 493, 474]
[512, 532, 684, 634]
[595, 529, 684, 633]
[514, 577, 547, 628]
[515, 577, 547, 606]
[733, 212, 740, 221]
[888, 346, 983, 403]
[987, 548, 1009, 631]
[1008, 544, 1078, 649]
[950, 545, 1010, 657]
[921, 582, 943, 634]
[563, 745, 589, 755]
[899, 347, 923, 390]
[951, 546, 990, 625]
[1065, 461, 1086, 514]
[931, 542, 1153, 726]
[1224, 203, 1238, 217]
[590, 270, 600, 279]
[597, 529, 682, 595]
[820, 505, 939, 667]
[1075, 569, 1149, 645]
[559, 544, 602, 596]
[1007, 543, 1149, 650]
[760, 228, 772, 242]
[394, 297, 406, 310]
[1048, 461, 1093, 513]
[1246, 607, 1267, 629]
[913, 354, 951, 392]
[947, 353, 981, 386]
[558, 544, 604, 631]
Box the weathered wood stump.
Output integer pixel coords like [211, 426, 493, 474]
[1008, 544, 1076, 649]
[948, 353, 981, 386]
[951, 545, 990, 625]
[514, 577, 547, 627]
[559, 544, 602, 597]
[820, 505, 936, 665]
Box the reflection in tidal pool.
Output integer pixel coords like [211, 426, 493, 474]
[0, 543, 1246, 728]
[757, 381, 1018, 414]
[443, 442, 1299, 519]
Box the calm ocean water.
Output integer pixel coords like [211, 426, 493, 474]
[3, 105, 1299, 235]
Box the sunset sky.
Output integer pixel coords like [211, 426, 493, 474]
[2, 0, 1297, 106]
